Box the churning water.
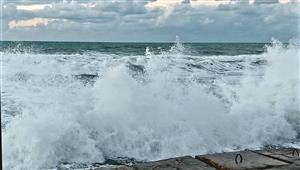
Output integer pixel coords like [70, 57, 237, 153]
[1, 40, 299, 169]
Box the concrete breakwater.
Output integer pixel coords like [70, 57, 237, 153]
[96, 148, 300, 170]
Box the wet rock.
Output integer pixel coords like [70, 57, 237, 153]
[132, 156, 215, 170]
[196, 150, 289, 170]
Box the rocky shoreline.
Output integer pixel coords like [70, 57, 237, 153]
[95, 148, 300, 170]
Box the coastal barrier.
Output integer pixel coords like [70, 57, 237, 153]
[96, 148, 300, 170]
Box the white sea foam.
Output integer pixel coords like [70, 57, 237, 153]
[1, 41, 299, 169]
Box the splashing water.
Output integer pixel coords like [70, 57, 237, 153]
[1, 40, 299, 169]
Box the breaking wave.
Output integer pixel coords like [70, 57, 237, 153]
[1, 40, 299, 169]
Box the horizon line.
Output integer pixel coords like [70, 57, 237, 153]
[0, 40, 275, 43]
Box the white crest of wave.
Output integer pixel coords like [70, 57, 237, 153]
[2, 41, 300, 169]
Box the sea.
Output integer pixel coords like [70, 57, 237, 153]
[1, 40, 299, 169]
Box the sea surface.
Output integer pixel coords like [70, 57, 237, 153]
[1, 40, 299, 169]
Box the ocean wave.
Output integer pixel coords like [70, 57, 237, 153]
[1, 41, 299, 169]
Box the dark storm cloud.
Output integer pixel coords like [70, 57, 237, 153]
[2, 0, 299, 42]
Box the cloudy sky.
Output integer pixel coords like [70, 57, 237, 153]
[2, 0, 300, 42]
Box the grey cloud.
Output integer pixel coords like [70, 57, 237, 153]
[4, 1, 155, 23]
[2, 0, 299, 42]
[217, 4, 240, 11]
[253, 0, 279, 4]
[2, 4, 17, 18]
[2, 3, 36, 20]
[94, 1, 147, 15]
